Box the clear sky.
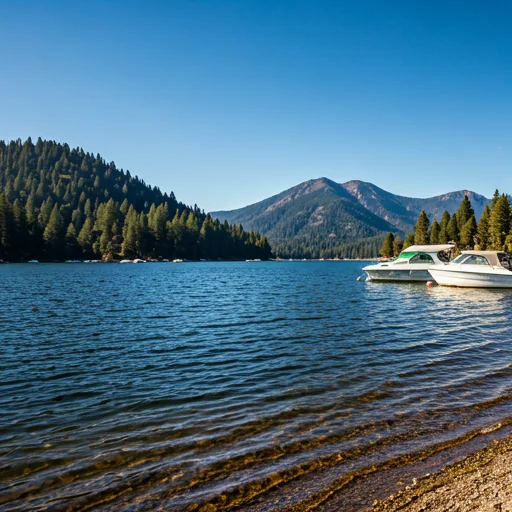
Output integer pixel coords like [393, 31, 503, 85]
[1, 1, 511, 211]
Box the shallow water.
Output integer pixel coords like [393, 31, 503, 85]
[1, 261, 512, 510]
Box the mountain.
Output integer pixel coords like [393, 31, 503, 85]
[211, 178, 397, 258]
[341, 180, 491, 233]
[0, 138, 271, 261]
[211, 178, 491, 258]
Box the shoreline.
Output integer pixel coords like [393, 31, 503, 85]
[313, 421, 512, 512]
[373, 431, 512, 511]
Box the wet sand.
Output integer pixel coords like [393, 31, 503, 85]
[373, 433, 512, 512]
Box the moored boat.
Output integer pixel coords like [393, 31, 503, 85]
[362, 244, 454, 282]
[428, 251, 512, 288]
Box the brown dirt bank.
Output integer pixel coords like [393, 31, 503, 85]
[373, 434, 512, 512]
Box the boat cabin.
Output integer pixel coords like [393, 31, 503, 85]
[385, 244, 454, 266]
[452, 251, 512, 271]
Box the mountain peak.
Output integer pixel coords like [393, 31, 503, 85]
[210, 178, 491, 258]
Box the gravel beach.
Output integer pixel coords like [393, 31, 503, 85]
[374, 434, 512, 512]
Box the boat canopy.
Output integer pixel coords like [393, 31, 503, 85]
[403, 244, 455, 253]
[460, 251, 507, 267]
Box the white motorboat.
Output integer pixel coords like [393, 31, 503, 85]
[362, 244, 454, 282]
[120, 259, 132, 263]
[428, 251, 512, 288]
[133, 259, 146, 263]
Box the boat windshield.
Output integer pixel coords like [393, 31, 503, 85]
[461, 255, 490, 265]
[452, 254, 469, 264]
[409, 253, 434, 264]
[397, 252, 418, 260]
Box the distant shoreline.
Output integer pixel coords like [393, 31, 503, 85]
[0, 258, 376, 264]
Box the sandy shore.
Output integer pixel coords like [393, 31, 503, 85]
[373, 434, 512, 512]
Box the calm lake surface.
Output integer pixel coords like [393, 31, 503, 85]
[2, 261, 512, 511]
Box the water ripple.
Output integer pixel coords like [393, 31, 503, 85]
[1, 262, 512, 510]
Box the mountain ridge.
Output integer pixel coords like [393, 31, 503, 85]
[211, 178, 491, 258]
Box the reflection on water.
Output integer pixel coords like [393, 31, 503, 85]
[1, 262, 512, 510]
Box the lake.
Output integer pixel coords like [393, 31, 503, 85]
[2, 261, 512, 510]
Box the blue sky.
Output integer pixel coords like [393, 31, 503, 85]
[1, 1, 511, 211]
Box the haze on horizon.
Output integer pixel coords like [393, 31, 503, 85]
[1, 1, 511, 212]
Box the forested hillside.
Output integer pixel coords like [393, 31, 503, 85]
[0, 138, 271, 261]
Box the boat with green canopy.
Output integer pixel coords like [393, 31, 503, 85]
[362, 244, 455, 282]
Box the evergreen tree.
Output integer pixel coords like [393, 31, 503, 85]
[414, 210, 430, 245]
[492, 189, 500, 207]
[476, 205, 491, 249]
[403, 233, 415, 250]
[455, 195, 475, 231]
[122, 206, 139, 258]
[438, 211, 451, 244]
[459, 216, 477, 249]
[393, 235, 403, 256]
[43, 204, 64, 256]
[380, 232, 395, 258]
[447, 215, 459, 244]
[65, 223, 79, 259]
[77, 218, 94, 257]
[489, 194, 511, 250]
[429, 218, 440, 244]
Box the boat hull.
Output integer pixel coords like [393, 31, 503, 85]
[364, 269, 432, 282]
[428, 268, 512, 288]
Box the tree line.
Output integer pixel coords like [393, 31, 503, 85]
[0, 138, 271, 261]
[380, 191, 510, 257]
[270, 235, 385, 260]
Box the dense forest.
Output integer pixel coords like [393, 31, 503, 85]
[380, 191, 511, 257]
[0, 138, 271, 262]
[272, 235, 385, 260]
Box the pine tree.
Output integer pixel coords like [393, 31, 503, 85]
[380, 232, 395, 257]
[489, 194, 511, 250]
[414, 210, 430, 245]
[403, 233, 415, 250]
[38, 197, 53, 229]
[43, 204, 64, 256]
[393, 235, 403, 256]
[455, 195, 475, 231]
[438, 211, 451, 244]
[447, 215, 459, 244]
[77, 218, 94, 257]
[459, 216, 477, 249]
[65, 223, 79, 259]
[475, 205, 491, 249]
[122, 208, 139, 258]
[429, 218, 440, 244]
[492, 189, 500, 207]
[12, 199, 28, 259]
